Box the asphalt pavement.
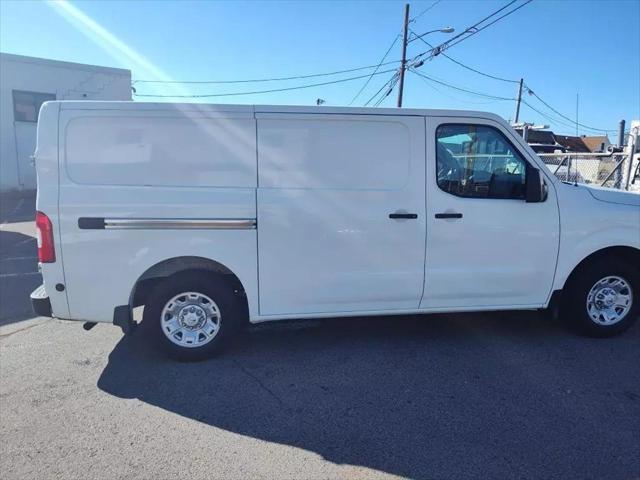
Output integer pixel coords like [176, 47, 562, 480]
[1, 192, 639, 480]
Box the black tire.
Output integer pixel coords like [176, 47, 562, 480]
[562, 258, 639, 337]
[142, 271, 243, 361]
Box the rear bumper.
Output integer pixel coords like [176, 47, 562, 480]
[30, 284, 52, 318]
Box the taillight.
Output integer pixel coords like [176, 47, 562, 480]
[35, 211, 55, 263]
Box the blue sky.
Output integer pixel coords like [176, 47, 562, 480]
[1, 0, 638, 136]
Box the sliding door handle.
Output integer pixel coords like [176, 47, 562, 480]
[389, 212, 418, 219]
[435, 212, 463, 219]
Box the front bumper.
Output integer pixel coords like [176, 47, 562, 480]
[30, 284, 52, 317]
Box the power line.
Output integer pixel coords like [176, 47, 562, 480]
[412, 0, 533, 68]
[438, 51, 519, 84]
[409, 30, 519, 84]
[367, 73, 400, 107]
[410, 0, 443, 24]
[364, 72, 399, 107]
[413, 0, 520, 61]
[521, 99, 582, 131]
[522, 100, 617, 136]
[133, 68, 398, 98]
[133, 1, 530, 98]
[409, 35, 604, 131]
[446, 0, 534, 50]
[349, 35, 400, 105]
[406, 0, 614, 135]
[525, 87, 616, 132]
[133, 61, 401, 85]
[412, 69, 510, 105]
[374, 76, 400, 107]
[410, 69, 514, 100]
[364, 81, 390, 107]
[131, 0, 612, 132]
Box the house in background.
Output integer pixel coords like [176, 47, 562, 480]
[581, 135, 611, 153]
[512, 127, 615, 184]
[512, 126, 613, 155]
[0, 53, 131, 192]
[513, 128, 562, 153]
[553, 134, 591, 153]
[555, 134, 612, 153]
[553, 134, 615, 184]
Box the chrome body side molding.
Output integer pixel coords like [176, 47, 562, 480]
[78, 218, 256, 230]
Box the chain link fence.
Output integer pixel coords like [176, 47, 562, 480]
[537, 152, 636, 190]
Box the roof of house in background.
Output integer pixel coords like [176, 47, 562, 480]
[581, 135, 610, 152]
[554, 135, 591, 153]
[514, 129, 557, 145]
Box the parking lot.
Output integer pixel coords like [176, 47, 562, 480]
[1, 192, 639, 480]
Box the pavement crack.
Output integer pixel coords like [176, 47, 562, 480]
[232, 359, 285, 406]
[0, 320, 48, 340]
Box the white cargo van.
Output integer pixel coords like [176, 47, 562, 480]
[31, 102, 640, 360]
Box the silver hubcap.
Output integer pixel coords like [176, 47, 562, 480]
[160, 292, 221, 348]
[586, 276, 633, 326]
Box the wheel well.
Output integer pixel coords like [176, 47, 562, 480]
[563, 246, 640, 290]
[130, 256, 246, 309]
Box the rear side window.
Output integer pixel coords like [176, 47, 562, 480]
[13, 90, 56, 122]
[436, 124, 526, 199]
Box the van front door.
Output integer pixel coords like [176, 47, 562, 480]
[256, 113, 426, 316]
[421, 117, 559, 309]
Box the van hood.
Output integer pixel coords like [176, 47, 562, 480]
[583, 184, 640, 207]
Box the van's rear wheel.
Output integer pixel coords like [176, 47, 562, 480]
[563, 259, 639, 337]
[142, 272, 241, 360]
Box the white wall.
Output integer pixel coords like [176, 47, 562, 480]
[0, 53, 131, 192]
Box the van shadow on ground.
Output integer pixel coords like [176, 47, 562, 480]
[0, 229, 40, 326]
[0, 192, 36, 224]
[97, 312, 640, 479]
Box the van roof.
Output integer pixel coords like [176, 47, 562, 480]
[53, 101, 505, 122]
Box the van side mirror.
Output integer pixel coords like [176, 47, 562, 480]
[526, 166, 547, 203]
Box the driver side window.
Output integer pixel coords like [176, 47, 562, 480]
[436, 124, 527, 199]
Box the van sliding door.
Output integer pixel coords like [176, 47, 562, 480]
[256, 113, 426, 316]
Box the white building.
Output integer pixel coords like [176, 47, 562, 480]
[0, 53, 131, 192]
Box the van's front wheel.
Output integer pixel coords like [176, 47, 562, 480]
[564, 259, 639, 337]
[142, 272, 240, 360]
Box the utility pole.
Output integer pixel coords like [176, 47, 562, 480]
[513, 78, 524, 123]
[396, 3, 410, 108]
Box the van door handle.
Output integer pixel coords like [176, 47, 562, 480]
[389, 212, 418, 219]
[435, 212, 463, 219]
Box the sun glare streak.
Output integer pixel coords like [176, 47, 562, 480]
[45, 1, 258, 165]
[46, 0, 187, 99]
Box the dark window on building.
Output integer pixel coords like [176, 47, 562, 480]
[12, 90, 56, 122]
[436, 124, 527, 200]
